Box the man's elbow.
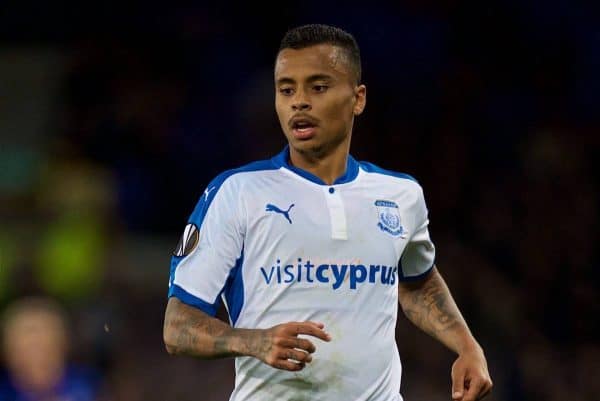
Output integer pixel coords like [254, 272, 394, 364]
[163, 321, 182, 355]
[165, 342, 179, 355]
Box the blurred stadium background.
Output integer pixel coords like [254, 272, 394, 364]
[0, 1, 598, 400]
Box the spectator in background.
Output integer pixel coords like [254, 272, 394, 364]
[0, 296, 102, 401]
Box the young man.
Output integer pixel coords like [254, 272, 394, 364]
[164, 24, 492, 401]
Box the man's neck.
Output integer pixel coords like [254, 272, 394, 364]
[288, 143, 350, 185]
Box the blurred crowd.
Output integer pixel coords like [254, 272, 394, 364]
[1, 2, 598, 400]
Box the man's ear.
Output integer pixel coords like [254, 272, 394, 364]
[353, 84, 367, 116]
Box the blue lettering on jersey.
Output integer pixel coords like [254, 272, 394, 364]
[259, 258, 397, 290]
[265, 203, 295, 224]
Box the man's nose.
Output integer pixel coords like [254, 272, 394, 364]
[292, 94, 311, 111]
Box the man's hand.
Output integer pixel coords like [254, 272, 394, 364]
[451, 347, 493, 401]
[247, 321, 331, 371]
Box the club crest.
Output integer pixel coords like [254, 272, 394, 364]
[375, 200, 406, 237]
[173, 223, 200, 257]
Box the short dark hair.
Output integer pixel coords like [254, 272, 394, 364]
[278, 24, 362, 84]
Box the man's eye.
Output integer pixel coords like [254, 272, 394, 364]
[313, 85, 328, 92]
[279, 88, 294, 96]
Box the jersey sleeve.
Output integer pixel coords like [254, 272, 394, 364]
[398, 184, 435, 281]
[168, 174, 245, 316]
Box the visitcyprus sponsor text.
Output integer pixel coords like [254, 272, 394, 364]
[260, 258, 397, 290]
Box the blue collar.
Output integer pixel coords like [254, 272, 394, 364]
[271, 145, 360, 185]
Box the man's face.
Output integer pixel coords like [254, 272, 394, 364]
[3, 310, 67, 391]
[275, 44, 366, 157]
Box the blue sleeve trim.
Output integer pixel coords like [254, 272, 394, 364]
[397, 263, 435, 282]
[359, 161, 418, 183]
[168, 284, 219, 316]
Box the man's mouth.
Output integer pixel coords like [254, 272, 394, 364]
[292, 122, 316, 139]
[290, 116, 318, 140]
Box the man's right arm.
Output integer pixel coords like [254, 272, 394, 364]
[163, 297, 331, 371]
[163, 297, 245, 359]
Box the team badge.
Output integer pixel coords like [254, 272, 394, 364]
[375, 200, 406, 237]
[173, 223, 199, 257]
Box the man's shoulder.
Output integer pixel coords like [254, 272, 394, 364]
[200, 159, 279, 203]
[358, 160, 419, 184]
[210, 157, 278, 185]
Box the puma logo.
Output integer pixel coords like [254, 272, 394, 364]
[266, 203, 295, 224]
[203, 186, 216, 201]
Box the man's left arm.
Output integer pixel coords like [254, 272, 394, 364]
[398, 266, 493, 401]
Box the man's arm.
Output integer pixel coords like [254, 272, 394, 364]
[163, 297, 330, 371]
[398, 266, 493, 401]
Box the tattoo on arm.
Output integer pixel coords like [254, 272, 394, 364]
[234, 330, 273, 360]
[399, 268, 464, 340]
[165, 298, 233, 358]
[165, 298, 271, 359]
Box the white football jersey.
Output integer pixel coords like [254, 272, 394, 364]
[169, 146, 435, 401]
